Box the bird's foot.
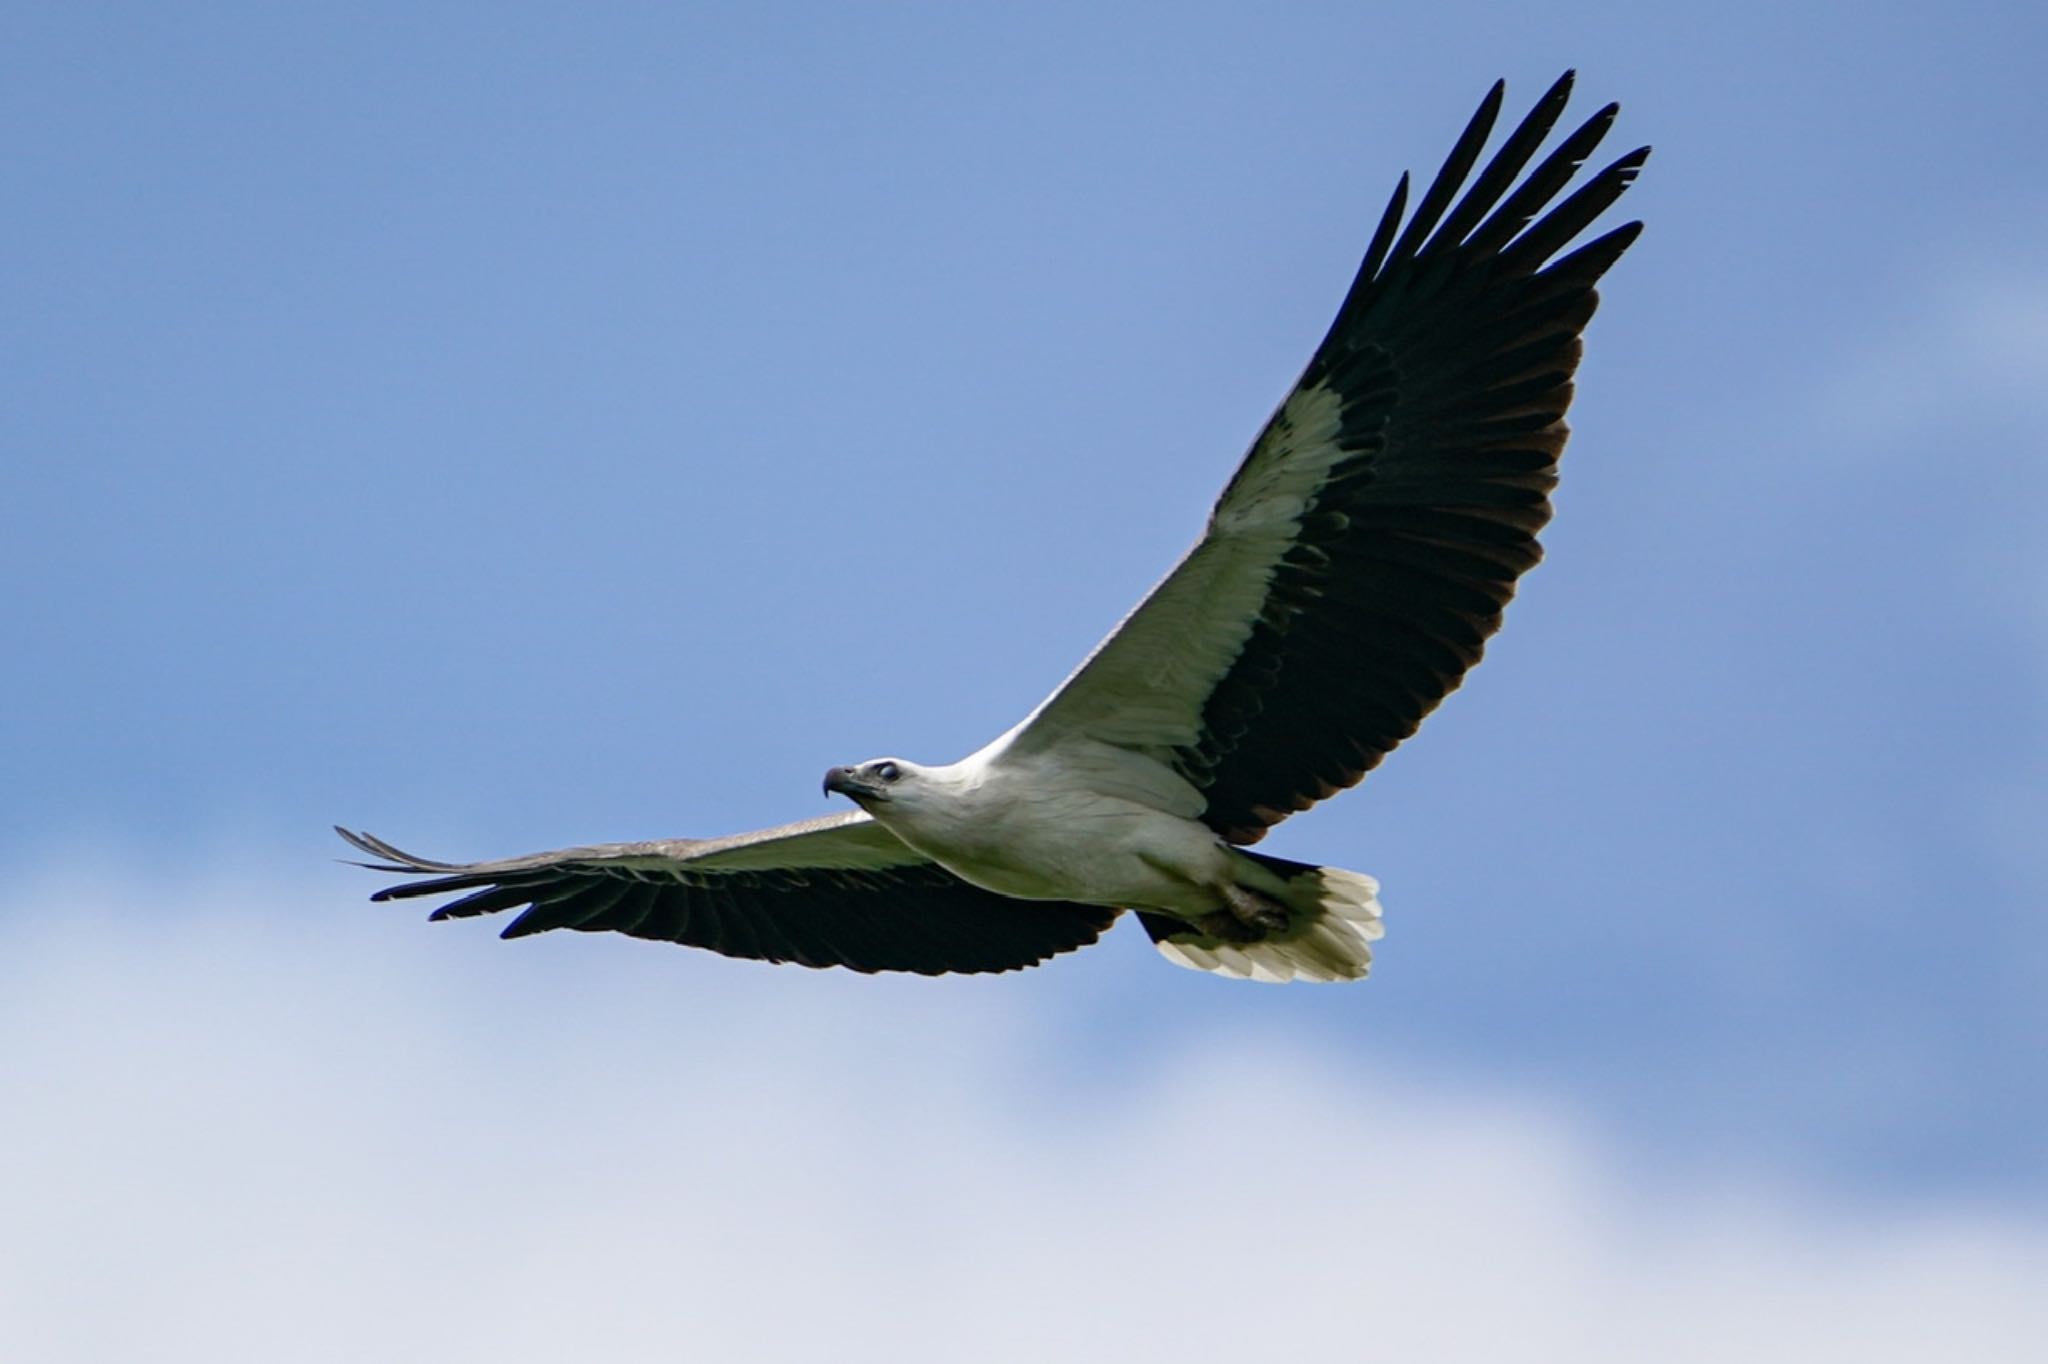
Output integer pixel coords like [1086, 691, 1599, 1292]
[1202, 885, 1291, 940]
[1197, 909, 1261, 942]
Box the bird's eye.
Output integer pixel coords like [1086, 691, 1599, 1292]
[875, 762, 901, 783]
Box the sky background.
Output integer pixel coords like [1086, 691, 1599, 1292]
[4, 2, 2046, 1358]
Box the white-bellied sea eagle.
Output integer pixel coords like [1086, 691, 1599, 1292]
[340, 73, 1648, 982]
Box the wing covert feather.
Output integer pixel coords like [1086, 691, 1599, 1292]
[1002, 72, 1647, 843]
[337, 815, 1117, 975]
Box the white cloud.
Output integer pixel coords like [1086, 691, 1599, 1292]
[2, 868, 2044, 1363]
[1816, 263, 2048, 440]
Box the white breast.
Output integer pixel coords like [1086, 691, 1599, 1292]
[873, 746, 1233, 915]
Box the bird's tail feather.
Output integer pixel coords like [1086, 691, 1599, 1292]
[1142, 855, 1384, 983]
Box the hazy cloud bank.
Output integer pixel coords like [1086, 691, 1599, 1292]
[3, 868, 2042, 1361]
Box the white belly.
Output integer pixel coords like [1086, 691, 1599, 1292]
[879, 778, 1234, 916]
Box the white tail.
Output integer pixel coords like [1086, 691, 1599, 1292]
[1149, 864, 1384, 983]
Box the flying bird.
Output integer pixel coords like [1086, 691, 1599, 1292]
[340, 73, 1647, 983]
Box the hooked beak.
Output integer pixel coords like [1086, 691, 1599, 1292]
[822, 766, 875, 801]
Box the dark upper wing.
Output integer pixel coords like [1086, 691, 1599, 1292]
[998, 73, 1647, 843]
[337, 812, 1117, 975]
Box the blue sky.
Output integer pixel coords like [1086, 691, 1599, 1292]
[5, 3, 2046, 1356]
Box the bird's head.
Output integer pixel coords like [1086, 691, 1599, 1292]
[822, 757, 927, 809]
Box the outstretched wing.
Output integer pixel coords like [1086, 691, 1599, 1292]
[1000, 72, 1647, 843]
[338, 812, 1117, 975]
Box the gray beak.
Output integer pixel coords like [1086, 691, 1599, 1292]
[822, 766, 862, 799]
